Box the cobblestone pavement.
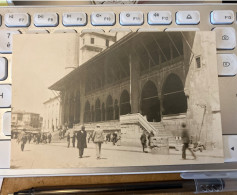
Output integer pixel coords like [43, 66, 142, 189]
[11, 139, 223, 169]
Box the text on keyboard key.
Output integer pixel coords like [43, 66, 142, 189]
[0, 58, 7, 80]
[120, 11, 144, 26]
[34, 13, 58, 27]
[0, 30, 21, 54]
[148, 11, 172, 25]
[91, 12, 115, 26]
[2, 112, 11, 136]
[5, 13, 30, 27]
[212, 27, 236, 50]
[0, 85, 11, 108]
[63, 12, 87, 26]
[211, 10, 234, 24]
[176, 11, 200, 25]
[217, 54, 237, 76]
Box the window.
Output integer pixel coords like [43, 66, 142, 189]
[196, 56, 201, 69]
[91, 38, 94, 44]
[106, 39, 109, 47]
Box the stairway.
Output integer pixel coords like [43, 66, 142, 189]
[149, 122, 178, 149]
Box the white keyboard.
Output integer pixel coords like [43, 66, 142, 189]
[0, 3, 237, 172]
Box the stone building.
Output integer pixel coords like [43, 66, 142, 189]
[43, 96, 61, 132]
[49, 32, 222, 148]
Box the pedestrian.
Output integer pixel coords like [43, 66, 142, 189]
[181, 122, 196, 160]
[21, 135, 27, 151]
[48, 133, 52, 144]
[87, 132, 92, 143]
[72, 132, 76, 148]
[77, 126, 87, 158]
[140, 130, 148, 153]
[106, 133, 111, 143]
[112, 131, 118, 145]
[92, 124, 104, 159]
[67, 132, 70, 148]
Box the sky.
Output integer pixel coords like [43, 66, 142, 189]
[12, 33, 79, 116]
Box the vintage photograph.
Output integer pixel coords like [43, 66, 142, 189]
[11, 31, 224, 169]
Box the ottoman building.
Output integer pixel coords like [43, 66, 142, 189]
[49, 31, 222, 148]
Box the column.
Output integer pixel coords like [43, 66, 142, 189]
[130, 53, 140, 113]
[80, 71, 86, 124]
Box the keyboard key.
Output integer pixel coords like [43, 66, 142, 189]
[0, 30, 21, 53]
[54, 29, 77, 33]
[223, 135, 237, 162]
[2, 112, 11, 136]
[91, 12, 115, 26]
[5, 13, 30, 27]
[0, 85, 11, 108]
[120, 11, 144, 26]
[176, 11, 200, 25]
[63, 12, 87, 26]
[212, 27, 236, 50]
[148, 11, 172, 25]
[211, 10, 234, 24]
[217, 54, 237, 76]
[34, 13, 58, 27]
[25, 30, 49, 34]
[0, 58, 7, 80]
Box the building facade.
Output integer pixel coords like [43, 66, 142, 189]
[49, 32, 222, 148]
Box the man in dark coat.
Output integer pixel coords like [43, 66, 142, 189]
[77, 125, 87, 158]
[140, 130, 147, 153]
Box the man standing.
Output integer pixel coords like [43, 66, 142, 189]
[181, 122, 196, 160]
[77, 126, 87, 158]
[67, 132, 70, 148]
[140, 130, 148, 153]
[92, 124, 104, 159]
[72, 132, 76, 148]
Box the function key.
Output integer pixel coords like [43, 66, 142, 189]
[0, 30, 21, 54]
[2, 112, 11, 136]
[0, 58, 7, 80]
[212, 27, 236, 50]
[176, 11, 200, 25]
[148, 11, 172, 25]
[91, 12, 115, 26]
[120, 11, 144, 26]
[217, 54, 237, 76]
[0, 85, 11, 108]
[34, 13, 58, 27]
[211, 10, 234, 25]
[5, 13, 30, 27]
[63, 12, 87, 26]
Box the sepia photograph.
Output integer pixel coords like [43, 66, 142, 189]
[11, 31, 224, 169]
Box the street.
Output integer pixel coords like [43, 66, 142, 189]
[11, 139, 223, 169]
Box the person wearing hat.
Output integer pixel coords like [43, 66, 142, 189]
[77, 125, 87, 158]
[92, 124, 104, 159]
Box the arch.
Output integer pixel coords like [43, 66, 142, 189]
[84, 101, 91, 123]
[162, 73, 187, 115]
[106, 95, 114, 120]
[95, 98, 101, 122]
[120, 90, 131, 115]
[91, 105, 95, 122]
[141, 80, 161, 122]
[102, 103, 105, 121]
[114, 99, 119, 120]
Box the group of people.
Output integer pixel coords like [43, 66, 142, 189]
[16, 132, 52, 151]
[66, 124, 105, 159]
[140, 123, 197, 160]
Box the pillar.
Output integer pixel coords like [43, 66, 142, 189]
[130, 53, 140, 113]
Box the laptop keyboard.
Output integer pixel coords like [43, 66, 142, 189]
[0, 3, 237, 168]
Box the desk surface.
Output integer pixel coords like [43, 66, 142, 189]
[1, 174, 237, 195]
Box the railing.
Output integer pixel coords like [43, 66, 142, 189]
[120, 113, 157, 134]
